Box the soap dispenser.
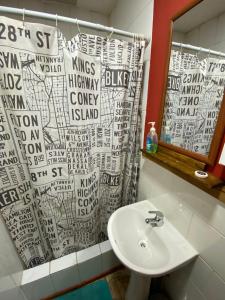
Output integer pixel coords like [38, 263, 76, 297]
[146, 122, 158, 153]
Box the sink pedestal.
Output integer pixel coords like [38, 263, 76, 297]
[125, 270, 151, 300]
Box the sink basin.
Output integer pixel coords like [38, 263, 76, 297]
[107, 200, 198, 277]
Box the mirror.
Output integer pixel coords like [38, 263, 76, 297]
[159, 0, 225, 165]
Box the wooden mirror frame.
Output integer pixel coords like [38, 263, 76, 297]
[145, 0, 225, 166]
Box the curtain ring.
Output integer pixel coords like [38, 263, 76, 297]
[76, 18, 81, 34]
[180, 43, 183, 53]
[107, 27, 114, 40]
[207, 48, 211, 64]
[139, 34, 143, 42]
[55, 14, 58, 28]
[179, 43, 184, 71]
[22, 8, 25, 28]
[138, 34, 144, 41]
[179, 43, 183, 59]
[206, 48, 211, 73]
[197, 46, 202, 60]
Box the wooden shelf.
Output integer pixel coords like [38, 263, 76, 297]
[141, 146, 225, 204]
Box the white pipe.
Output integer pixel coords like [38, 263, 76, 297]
[0, 6, 149, 42]
[172, 41, 225, 58]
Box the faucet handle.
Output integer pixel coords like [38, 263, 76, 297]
[146, 210, 164, 227]
[148, 210, 164, 219]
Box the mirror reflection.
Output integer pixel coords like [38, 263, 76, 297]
[161, 0, 225, 156]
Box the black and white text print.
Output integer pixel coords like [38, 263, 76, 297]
[0, 16, 145, 267]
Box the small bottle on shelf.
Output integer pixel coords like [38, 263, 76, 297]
[146, 122, 158, 153]
[163, 124, 171, 144]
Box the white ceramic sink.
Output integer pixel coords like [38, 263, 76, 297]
[107, 200, 198, 277]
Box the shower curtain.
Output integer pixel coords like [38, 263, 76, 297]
[0, 16, 145, 268]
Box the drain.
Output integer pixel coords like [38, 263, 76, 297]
[138, 240, 148, 248]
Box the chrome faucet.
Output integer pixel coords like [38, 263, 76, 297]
[145, 211, 164, 227]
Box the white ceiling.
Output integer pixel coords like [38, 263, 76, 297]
[76, 0, 117, 15]
[174, 0, 225, 33]
[45, 0, 117, 15]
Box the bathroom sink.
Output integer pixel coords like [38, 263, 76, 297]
[107, 200, 198, 276]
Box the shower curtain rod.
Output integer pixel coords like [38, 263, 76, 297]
[172, 41, 225, 58]
[0, 6, 149, 42]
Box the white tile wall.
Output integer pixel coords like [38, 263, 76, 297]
[185, 27, 201, 47]
[206, 272, 225, 300]
[190, 257, 212, 295]
[185, 281, 206, 300]
[110, 0, 151, 33]
[21, 262, 54, 300]
[139, 158, 225, 300]
[187, 214, 223, 255]
[100, 240, 120, 272]
[183, 9, 225, 52]
[216, 11, 225, 45]
[0, 275, 27, 300]
[202, 237, 225, 282]
[163, 263, 193, 300]
[53, 240, 121, 296]
[173, 31, 185, 43]
[127, 4, 153, 39]
[209, 202, 225, 236]
[0, 242, 120, 300]
[50, 252, 80, 293]
[77, 244, 102, 282]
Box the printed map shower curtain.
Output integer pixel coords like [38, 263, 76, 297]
[0, 16, 145, 268]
